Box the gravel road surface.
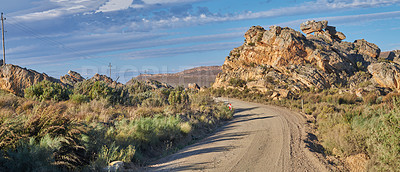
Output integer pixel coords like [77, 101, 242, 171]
[142, 98, 329, 172]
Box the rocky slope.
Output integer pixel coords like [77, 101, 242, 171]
[213, 20, 397, 98]
[0, 65, 121, 96]
[135, 66, 221, 88]
[0, 64, 61, 96]
[0, 64, 215, 96]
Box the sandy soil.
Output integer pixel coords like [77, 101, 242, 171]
[141, 98, 330, 172]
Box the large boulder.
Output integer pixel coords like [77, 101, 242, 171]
[0, 64, 61, 96]
[60, 70, 85, 86]
[89, 73, 114, 84]
[300, 20, 328, 34]
[354, 39, 381, 59]
[380, 50, 400, 64]
[368, 62, 400, 91]
[301, 20, 346, 42]
[188, 83, 200, 90]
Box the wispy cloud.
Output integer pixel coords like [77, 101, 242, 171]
[112, 0, 400, 32]
[122, 42, 240, 60]
[13, 0, 107, 21]
[10, 31, 242, 65]
[96, 0, 133, 13]
[7, 45, 37, 54]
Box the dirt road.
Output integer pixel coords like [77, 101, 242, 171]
[143, 98, 329, 171]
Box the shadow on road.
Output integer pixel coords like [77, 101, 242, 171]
[149, 161, 213, 171]
[145, 105, 275, 171]
[230, 115, 274, 125]
[234, 107, 258, 113]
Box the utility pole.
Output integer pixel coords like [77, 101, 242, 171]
[108, 63, 112, 78]
[1, 13, 6, 66]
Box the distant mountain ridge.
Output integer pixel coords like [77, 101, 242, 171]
[134, 66, 222, 88]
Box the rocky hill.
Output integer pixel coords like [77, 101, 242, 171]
[134, 66, 221, 88]
[0, 65, 121, 96]
[0, 64, 61, 96]
[0, 64, 219, 96]
[213, 20, 397, 99]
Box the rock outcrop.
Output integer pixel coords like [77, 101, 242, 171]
[0, 65, 124, 96]
[213, 20, 384, 97]
[380, 50, 400, 64]
[0, 64, 61, 96]
[89, 73, 122, 88]
[60, 70, 85, 86]
[301, 20, 346, 42]
[188, 83, 200, 90]
[89, 73, 114, 84]
[368, 62, 400, 90]
[300, 20, 328, 34]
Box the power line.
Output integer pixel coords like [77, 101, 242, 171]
[5, 15, 109, 67]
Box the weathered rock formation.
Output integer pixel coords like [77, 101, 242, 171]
[188, 83, 200, 91]
[380, 50, 400, 64]
[301, 20, 346, 42]
[0, 64, 61, 96]
[0, 65, 121, 96]
[60, 70, 85, 86]
[213, 20, 389, 97]
[89, 73, 113, 84]
[368, 62, 400, 90]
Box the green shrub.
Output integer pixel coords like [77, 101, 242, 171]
[168, 90, 189, 106]
[70, 93, 89, 104]
[73, 81, 112, 101]
[214, 103, 234, 120]
[95, 143, 135, 165]
[179, 122, 192, 134]
[1, 135, 63, 171]
[24, 80, 70, 102]
[108, 115, 182, 151]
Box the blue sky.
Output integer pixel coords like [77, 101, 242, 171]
[2, 0, 400, 83]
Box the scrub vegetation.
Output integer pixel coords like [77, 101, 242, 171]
[0, 80, 233, 171]
[207, 87, 400, 171]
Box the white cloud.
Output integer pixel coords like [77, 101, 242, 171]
[6, 45, 37, 54]
[96, 0, 134, 13]
[141, 0, 200, 5]
[14, 0, 107, 21]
